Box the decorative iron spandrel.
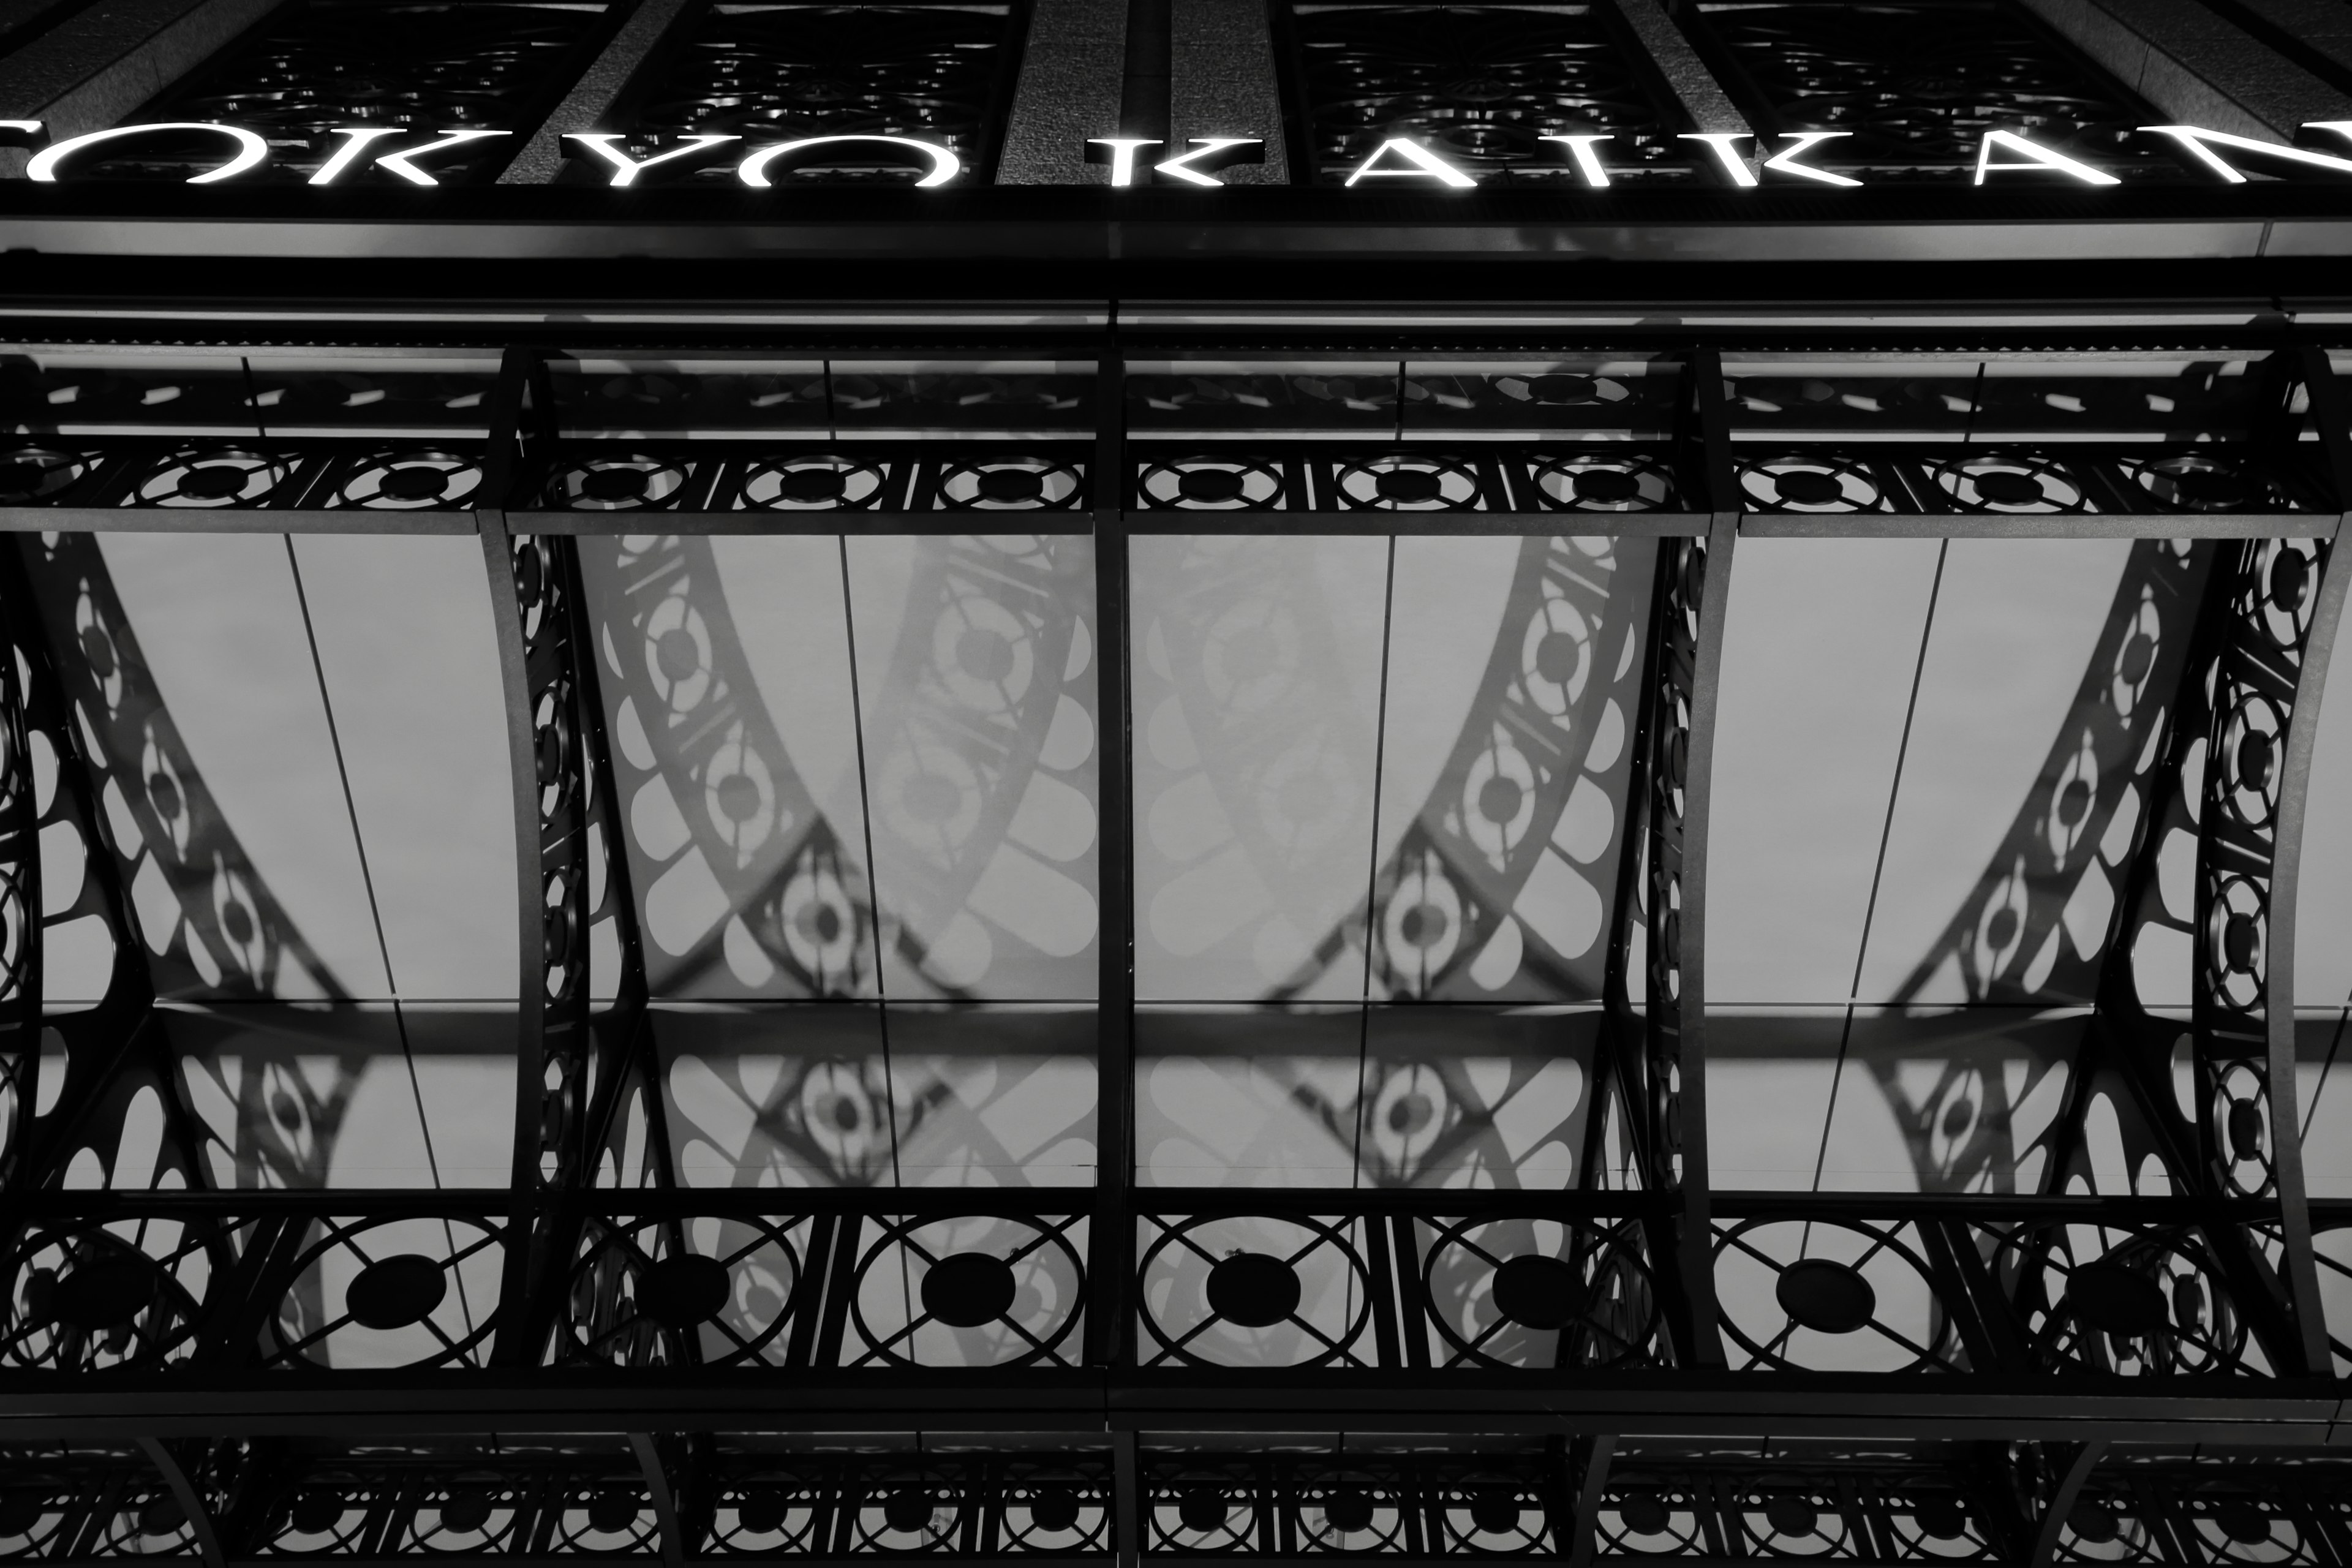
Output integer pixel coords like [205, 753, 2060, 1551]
[113, 0, 611, 183]
[1279, 2, 1691, 185]
[589, 2, 1025, 185]
[1681, 0, 2172, 180]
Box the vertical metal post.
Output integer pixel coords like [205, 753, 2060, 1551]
[1640, 347, 1737, 1363]
[1565, 1434, 1615, 1568]
[135, 1437, 223, 1568]
[2028, 1441, 2108, 1568]
[1113, 1428, 1141, 1568]
[628, 1433, 684, 1566]
[1088, 347, 1136, 1374]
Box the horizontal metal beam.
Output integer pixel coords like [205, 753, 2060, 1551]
[0, 1371, 2338, 1443]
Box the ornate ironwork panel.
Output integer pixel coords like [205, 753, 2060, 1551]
[1134, 1200, 1665, 1370]
[551, 1203, 1088, 1369]
[1277, 2, 1693, 185]
[110, 0, 614, 183]
[586, 1, 1028, 185]
[1680, 0, 2174, 179]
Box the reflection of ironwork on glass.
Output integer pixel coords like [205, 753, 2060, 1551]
[1683, 0, 2168, 177]
[1280, 2, 1691, 184]
[112, 1, 611, 183]
[591, 2, 1025, 184]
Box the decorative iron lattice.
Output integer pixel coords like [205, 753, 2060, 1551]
[113, 0, 612, 183]
[1683, 0, 2175, 179]
[1592, 1461, 2019, 1561]
[1280, 2, 1692, 184]
[1142, 1452, 1569, 1557]
[702, 1455, 1112, 1556]
[590, 1, 1027, 185]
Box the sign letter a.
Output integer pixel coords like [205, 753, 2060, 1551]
[1343, 138, 1476, 187]
[1973, 129, 2119, 185]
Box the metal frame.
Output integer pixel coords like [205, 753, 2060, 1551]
[0, 329, 2348, 1561]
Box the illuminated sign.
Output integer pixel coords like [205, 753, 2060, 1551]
[10, 119, 2352, 188]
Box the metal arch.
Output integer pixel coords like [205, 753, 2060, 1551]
[1617, 347, 1737, 1365]
[2234, 347, 2352, 1375]
[0, 558, 39, 1189]
[478, 345, 603, 1365]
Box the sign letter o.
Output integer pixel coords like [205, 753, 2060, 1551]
[27, 122, 270, 184]
[736, 135, 960, 189]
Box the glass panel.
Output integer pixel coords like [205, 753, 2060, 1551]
[662, 1005, 893, 1186]
[1399, 358, 1681, 441]
[1134, 1006, 1362, 1186]
[23, 533, 390, 1000]
[1355, 1005, 1598, 1188]
[2301, 1016, 2352, 1197]
[1703, 1010, 1845, 1190]
[553, 358, 831, 438]
[290, 535, 517, 1001]
[1128, 364, 1404, 440]
[1136, 1003, 1600, 1189]
[1682, 0, 2171, 181]
[1280, 2, 1694, 186]
[579, 1, 1025, 186]
[0, 352, 256, 436]
[582, 534, 878, 1000]
[657, 1002, 1092, 1188]
[1811, 1007, 2083, 1193]
[884, 1004, 1096, 1187]
[244, 354, 502, 439]
[1856, 538, 2133, 1004]
[1368, 535, 1649, 1001]
[113, 0, 612, 184]
[846, 535, 1100, 1000]
[2296, 589, 2352, 1009]
[1707, 536, 1942, 1006]
[169, 1003, 514, 1189]
[1131, 535, 1389, 1001]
